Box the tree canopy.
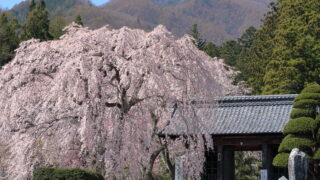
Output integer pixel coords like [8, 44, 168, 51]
[23, 0, 52, 41]
[0, 13, 20, 67]
[273, 84, 320, 178]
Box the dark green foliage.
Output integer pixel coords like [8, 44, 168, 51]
[283, 117, 318, 135]
[219, 40, 242, 66]
[24, 0, 52, 41]
[32, 167, 104, 180]
[189, 24, 206, 50]
[295, 93, 320, 101]
[274, 84, 320, 178]
[313, 149, 320, 160]
[293, 99, 320, 109]
[29, 0, 36, 11]
[75, 15, 83, 26]
[0, 13, 20, 67]
[290, 108, 315, 119]
[278, 134, 315, 152]
[238, 26, 257, 49]
[234, 3, 279, 94]
[203, 42, 220, 58]
[49, 16, 66, 39]
[262, 0, 320, 94]
[263, 59, 305, 94]
[235, 151, 261, 180]
[302, 84, 320, 94]
[273, 153, 289, 167]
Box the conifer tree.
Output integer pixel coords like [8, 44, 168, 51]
[190, 24, 206, 50]
[219, 40, 242, 67]
[262, 0, 320, 94]
[234, 2, 280, 94]
[29, 0, 36, 11]
[273, 84, 320, 178]
[50, 16, 66, 39]
[0, 13, 20, 67]
[203, 42, 220, 58]
[75, 15, 83, 26]
[24, 0, 52, 41]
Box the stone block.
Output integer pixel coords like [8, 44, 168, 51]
[288, 148, 308, 180]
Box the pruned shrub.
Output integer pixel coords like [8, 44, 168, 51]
[278, 134, 316, 152]
[273, 153, 289, 167]
[32, 167, 104, 180]
[283, 117, 318, 134]
[290, 108, 315, 119]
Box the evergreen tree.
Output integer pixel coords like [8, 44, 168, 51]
[238, 26, 256, 49]
[234, 2, 280, 94]
[203, 42, 220, 58]
[75, 15, 83, 26]
[0, 13, 20, 67]
[273, 84, 320, 178]
[50, 16, 66, 39]
[189, 24, 206, 50]
[29, 0, 36, 11]
[24, 0, 52, 41]
[262, 0, 320, 94]
[219, 40, 242, 66]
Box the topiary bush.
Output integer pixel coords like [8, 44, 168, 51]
[32, 167, 104, 180]
[290, 108, 315, 119]
[273, 153, 289, 167]
[273, 83, 320, 177]
[278, 134, 315, 152]
[283, 117, 318, 134]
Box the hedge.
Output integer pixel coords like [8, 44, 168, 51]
[32, 167, 104, 180]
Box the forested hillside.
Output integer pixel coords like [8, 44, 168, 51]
[9, 0, 272, 43]
[199, 0, 320, 95]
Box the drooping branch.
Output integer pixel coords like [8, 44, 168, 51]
[105, 102, 122, 108]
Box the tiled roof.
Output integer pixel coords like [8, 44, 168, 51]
[165, 94, 297, 135]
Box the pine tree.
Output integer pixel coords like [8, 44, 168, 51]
[75, 15, 84, 26]
[29, 0, 36, 11]
[24, 0, 52, 41]
[219, 40, 242, 67]
[189, 24, 206, 50]
[203, 42, 220, 58]
[0, 13, 20, 67]
[262, 0, 320, 94]
[50, 16, 66, 39]
[234, 2, 280, 94]
[273, 84, 320, 178]
[238, 26, 256, 49]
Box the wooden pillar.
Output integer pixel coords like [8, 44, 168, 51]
[223, 146, 235, 180]
[217, 145, 223, 180]
[217, 145, 235, 180]
[262, 144, 274, 180]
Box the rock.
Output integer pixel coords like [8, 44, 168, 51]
[0, 23, 243, 179]
[279, 176, 288, 180]
[288, 148, 308, 180]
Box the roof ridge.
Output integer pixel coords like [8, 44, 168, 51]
[217, 94, 297, 101]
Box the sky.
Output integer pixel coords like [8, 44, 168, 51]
[0, 0, 110, 9]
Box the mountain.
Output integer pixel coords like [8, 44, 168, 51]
[9, 0, 273, 43]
